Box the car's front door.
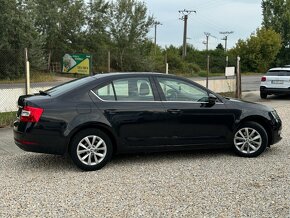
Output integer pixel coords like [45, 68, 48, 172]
[155, 76, 236, 146]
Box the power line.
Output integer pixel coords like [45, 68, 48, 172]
[178, 9, 196, 58]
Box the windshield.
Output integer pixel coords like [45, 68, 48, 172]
[45, 76, 93, 96]
[266, 70, 290, 76]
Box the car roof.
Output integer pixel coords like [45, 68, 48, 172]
[92, 72, 167, 78]
[268, 67, 290, 71]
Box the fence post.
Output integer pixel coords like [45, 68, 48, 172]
[25, 48, 30, 95]
[206, 55, 210, 88]
[165, 63, 168, 74]
[235, 56, 241, 99]
[108, 51, 111, 73]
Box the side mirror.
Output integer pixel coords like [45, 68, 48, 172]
[208, 93, 217, 105]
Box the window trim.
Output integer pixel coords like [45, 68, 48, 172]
[90, 90, 224, 104]
[90, 74, 224, 104]
[91, 76, 157, 102]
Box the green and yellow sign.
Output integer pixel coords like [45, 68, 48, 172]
[62, 54, 92, 75]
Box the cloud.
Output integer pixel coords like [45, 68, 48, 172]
[146, 0, 262, 49]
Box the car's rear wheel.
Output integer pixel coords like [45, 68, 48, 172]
[233, 122, 268, 157]
[260, 92, 267, 99]
[69, 129, 113, 171]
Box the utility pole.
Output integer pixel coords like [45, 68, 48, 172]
[204, 32, 212, 88]
[220, 31, 234, 52]
[154, 21, 162, 55]
[179, 9, 196, 58]
[235, 56, 241, 99]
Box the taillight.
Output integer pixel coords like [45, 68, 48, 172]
[261, 76, 266, 82]
[20, 106, 43, 122]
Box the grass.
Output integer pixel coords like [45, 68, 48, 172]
[0, 72, 56, 84]
[242, 72, 263, 76]
[0, 111, 17, 128]
[218, 91, 236, 98]
[176, 71, 224, 78]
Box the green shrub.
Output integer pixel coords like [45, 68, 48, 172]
[0, 111, 16, 127]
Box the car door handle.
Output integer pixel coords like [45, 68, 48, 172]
[167, 109, 181, 114]
[104, 109, 117, 115]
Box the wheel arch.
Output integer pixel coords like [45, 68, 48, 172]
[66, 122, 118, 154]
[238, 115, 272, 146]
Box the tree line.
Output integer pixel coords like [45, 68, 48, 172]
[0, 0, 289, 79]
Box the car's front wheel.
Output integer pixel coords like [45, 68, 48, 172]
[69, 129, 113, 171]
[233, 122, 268, 157]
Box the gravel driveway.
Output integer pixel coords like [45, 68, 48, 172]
[0, 99, 289, 217]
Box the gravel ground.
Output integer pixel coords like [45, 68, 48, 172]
[0, 101, 289, 217]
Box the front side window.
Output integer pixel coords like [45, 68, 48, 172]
[93, 77, 154, 101]
[157, 77, 209, 102]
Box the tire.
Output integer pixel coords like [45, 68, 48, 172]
[260, 92, 267, 99]
[69, 128, 113, 171]
[233, 122, 268, 157]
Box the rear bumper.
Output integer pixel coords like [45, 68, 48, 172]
[13, 121, 67, 155]
[260, 86, 290, 95]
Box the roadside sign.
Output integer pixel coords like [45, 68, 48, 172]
[225, 67, 235, 77]
[62, 54, 92, 75]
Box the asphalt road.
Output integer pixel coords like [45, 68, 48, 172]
[241, 75, 261, 91]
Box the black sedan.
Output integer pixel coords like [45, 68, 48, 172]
[14, 73, 282, 171]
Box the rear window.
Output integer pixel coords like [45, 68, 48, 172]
[45, 77, 92, 96]
[266, 70, 290, 76]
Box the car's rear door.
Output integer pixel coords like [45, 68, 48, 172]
[154, 76, 235, 146]
[91, 75, 167, 149]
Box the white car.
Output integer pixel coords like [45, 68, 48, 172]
[260, 67, 290, 99]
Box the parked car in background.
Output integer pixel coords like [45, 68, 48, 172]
[260, 67, 290, 99]
[14, 73, 282, 171]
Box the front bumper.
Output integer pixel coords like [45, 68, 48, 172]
[269, 115, 282, 145]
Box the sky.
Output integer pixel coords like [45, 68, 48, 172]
[145, 0, 262, 50]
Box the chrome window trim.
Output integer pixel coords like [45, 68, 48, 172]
[90, 90, 224, 104]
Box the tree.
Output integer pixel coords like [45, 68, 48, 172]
[232, 27, 282, 73]
[85, 0, 111, 71]
[216, 43, 224, 51]
[108, 0, 154, 70]
[0, 0, 44, 79]
[30, 0, 86, 68]
[262, 0, 290, 64]
[86, 0, 110, 46]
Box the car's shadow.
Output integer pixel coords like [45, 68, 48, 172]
[11, 147, 264, 172]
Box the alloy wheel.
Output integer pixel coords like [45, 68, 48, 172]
[77, 135, 107, 166]
[234, 127, 262, 154]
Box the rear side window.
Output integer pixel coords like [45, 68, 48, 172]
[266, 70, 290, 76]
[46, 77, 92, 96]
[93, 77, 154, 101]
[96, 83, 115, 100]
